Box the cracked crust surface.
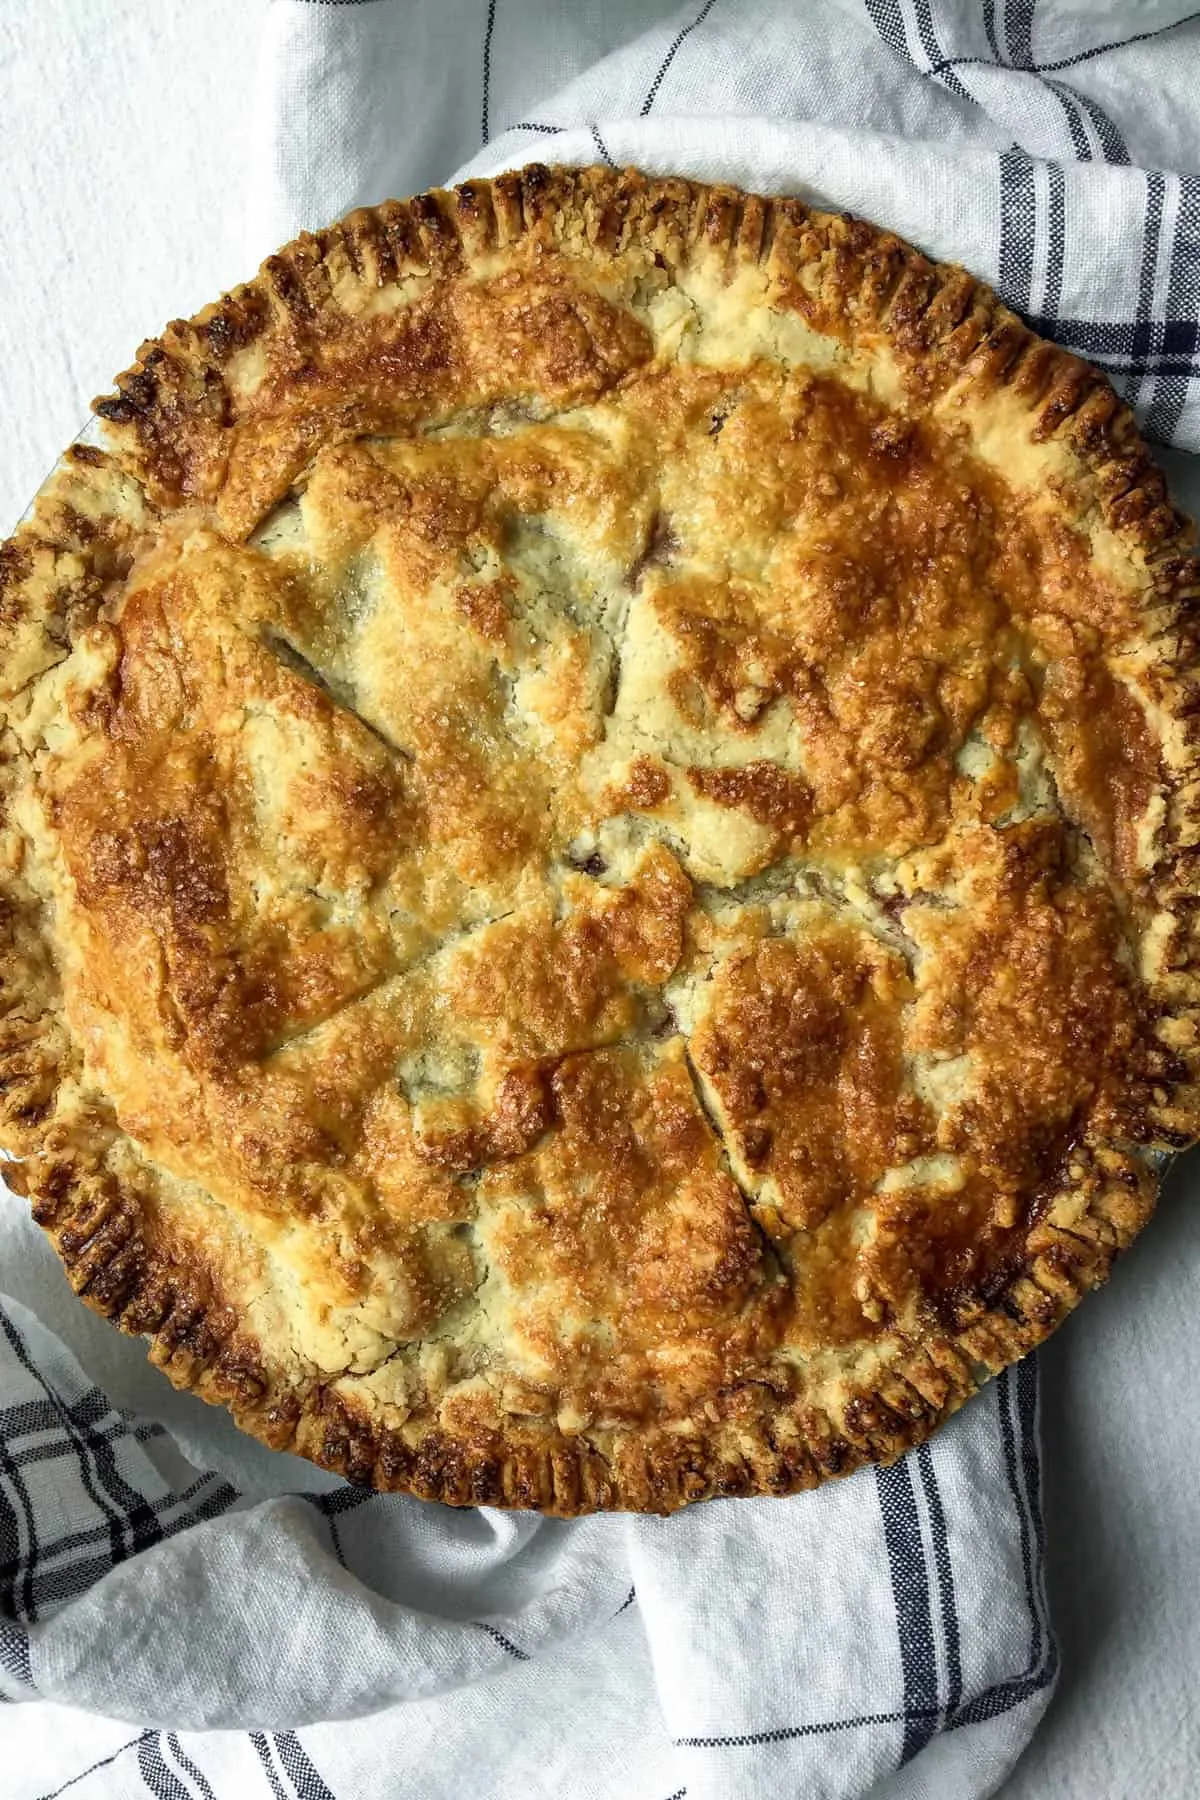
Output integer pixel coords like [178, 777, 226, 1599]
[2, 164, 1199, 1513]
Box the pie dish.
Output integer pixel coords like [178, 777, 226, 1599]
[1, 165, 1198, 1515]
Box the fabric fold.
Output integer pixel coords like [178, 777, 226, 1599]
[1, 1281, 1052, 1798]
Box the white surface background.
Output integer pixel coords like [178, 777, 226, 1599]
[1, 2, 1198, 1794]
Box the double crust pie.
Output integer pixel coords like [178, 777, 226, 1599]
[2, 165, 1198, 1514]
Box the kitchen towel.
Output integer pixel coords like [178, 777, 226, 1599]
[1, 1287, 1054, 1800]
[6, 2, 1200, 1797]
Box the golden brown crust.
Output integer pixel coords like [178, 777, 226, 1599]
[2, 164, 1198, 1513]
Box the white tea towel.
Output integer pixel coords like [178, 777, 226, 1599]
[255, 0, 1200, 454]
[0, 1288, 1053, 1800]
[6, 2, 1200, 1797]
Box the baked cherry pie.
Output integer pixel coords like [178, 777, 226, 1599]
[1, 165, 1196, 1512]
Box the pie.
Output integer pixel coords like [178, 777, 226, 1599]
[2, 165, 1197, 1515]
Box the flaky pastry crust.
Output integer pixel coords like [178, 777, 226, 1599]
[1, 165, 1198, 1513]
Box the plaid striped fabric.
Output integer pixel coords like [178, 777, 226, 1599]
[7, 1, 1200, 1795]
[0, 1291, 1054, 1798]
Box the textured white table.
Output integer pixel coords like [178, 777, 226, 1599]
[2, 4, 1198, 1795]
